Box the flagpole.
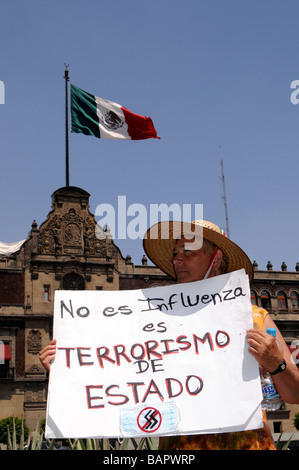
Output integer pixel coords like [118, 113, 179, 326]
[64, 65, 70, 187]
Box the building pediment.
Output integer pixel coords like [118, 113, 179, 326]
[37, 187, 108, 258]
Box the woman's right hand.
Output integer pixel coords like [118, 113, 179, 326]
[39, 339, 57, 372]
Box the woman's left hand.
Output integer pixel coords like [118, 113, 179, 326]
[246, 329, 284, 373]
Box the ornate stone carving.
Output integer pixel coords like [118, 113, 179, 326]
[64, 223, 81, 245]
[27, 330, 42, 355]
[25, 365, 45, 377]
[38, 215, 62, 254]
[38, 209, 107, 257]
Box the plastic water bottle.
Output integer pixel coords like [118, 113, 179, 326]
[260, 328, 282, 411]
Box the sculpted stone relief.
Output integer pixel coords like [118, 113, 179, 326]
[38, 209, 107, 257]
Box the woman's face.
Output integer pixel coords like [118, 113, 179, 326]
[172, 237, 212, 283]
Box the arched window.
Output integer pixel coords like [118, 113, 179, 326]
[277, 291, 287, 309]
[62, 272, 85, 290]
[290, 291, 299, 309]
[261, 290, 271, 309]
[251, 290, 257, 306]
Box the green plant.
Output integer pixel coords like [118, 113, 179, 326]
[293, 412, 299, 431]
[67, 436, 157, 451]
[2, 416, 158, 450]
[0, 417, 29, 445]
[1, 414, 158, 451]
[275, 432, 293, 450]
[39, 418, 46, 434]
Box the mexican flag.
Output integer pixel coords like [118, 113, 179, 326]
[71, 84, 159, 140]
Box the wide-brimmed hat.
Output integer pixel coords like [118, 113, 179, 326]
[143, 220, 253, 282]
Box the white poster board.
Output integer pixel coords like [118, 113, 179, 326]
[46, 269, 263, 439]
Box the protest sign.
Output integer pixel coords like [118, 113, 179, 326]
[45, 269, 263, 439]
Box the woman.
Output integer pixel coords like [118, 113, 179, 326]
[142, 219, 299, 450]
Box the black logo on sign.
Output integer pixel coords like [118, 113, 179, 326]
[137, 407, 162, 433]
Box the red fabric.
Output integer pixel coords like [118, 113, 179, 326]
[0, 344, 11, 360]
[121, 107, 160, 140]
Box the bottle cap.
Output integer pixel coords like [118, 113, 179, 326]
[266, 328, 277, 337]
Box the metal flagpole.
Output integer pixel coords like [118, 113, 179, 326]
[64, 65, 70, 186]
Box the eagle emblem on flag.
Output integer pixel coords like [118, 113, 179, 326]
[100, 110, 124, 130]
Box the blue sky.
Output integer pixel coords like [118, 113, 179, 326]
[1, 0, 299, 272]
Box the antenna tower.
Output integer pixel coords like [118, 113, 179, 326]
[219, 157, 230, 238]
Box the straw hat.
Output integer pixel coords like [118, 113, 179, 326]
[143, 220, 253, 282]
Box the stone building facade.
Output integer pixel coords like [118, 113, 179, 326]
[0, 186, 172, 431]
[0, 186, 298, 436]
[251, 261, 299, 435]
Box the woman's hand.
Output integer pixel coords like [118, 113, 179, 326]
[39, 340, 57, 372]
[246, 329, 283, 373]
[247, 315, 299, 404]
